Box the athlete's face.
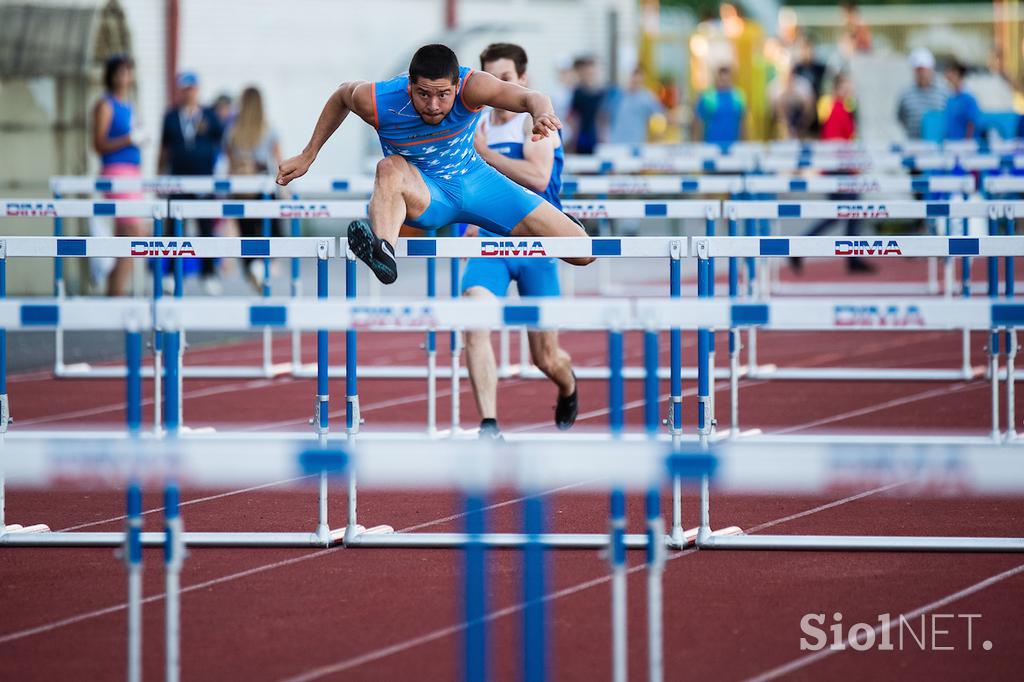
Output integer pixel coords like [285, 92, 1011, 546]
[482, 58, 526, 87]
[410, 76, 458, 125]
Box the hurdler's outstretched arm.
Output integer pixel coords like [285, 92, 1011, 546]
[462, 71, 562, 142]
[277, 81, 375, 186]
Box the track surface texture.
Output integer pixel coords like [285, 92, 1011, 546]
[3, 256, 1024, 681]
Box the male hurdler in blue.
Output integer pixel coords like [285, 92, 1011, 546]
[373, 65, 544, 235]
[277, 43, 592, 285]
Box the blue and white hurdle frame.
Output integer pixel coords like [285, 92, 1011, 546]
[5, 435, 1024, 681]
[563, 150, 1023, 176]
[48, 176, 283, 379]
[714, 200, 1003, 389]
[743, 174, 977, 298]
[688, 236, 1022, 443]
[596, 138, 1015, 158]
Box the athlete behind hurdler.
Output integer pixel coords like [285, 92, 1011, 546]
[460, 43, 578, 440]
[276, 43, 593, 285]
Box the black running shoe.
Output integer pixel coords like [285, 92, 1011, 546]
[479, 419, 504, 441]
[554, 372, 578, 430]
[347, 220, 398, 284]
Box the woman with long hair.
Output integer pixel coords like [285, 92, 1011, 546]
[225, 86, 282, 291]
[91, 54, 147, 295]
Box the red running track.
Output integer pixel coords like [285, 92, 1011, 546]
[2, 323, 1024, 680]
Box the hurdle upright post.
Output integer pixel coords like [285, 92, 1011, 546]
[645, 489, 665, 682]
[0, 241, 7, 531]
[450, 257, 461, 436]
[260, 191, 275, 376]
[608, 329, 628, 682]
[290, 193, 303, 371]
[426, 258, 438, 436]
[124, 481, 143, 682]
[463, 492, 488, 682]
[1005, 206, 1018, 441]
[523, 493, 548, 682]
[344, 248, 361, 543]
[315, 240, 331, 544]
[705, 207, 717, 435]
[988, 204, 1001, 441]
[164, 481, 185, 682]
[609, 489, 627, 682]
[667, 241, 685, 547]
[152, 210, 165, 433]
[727, 208, 741, 439]
[696, 242, 713, 448]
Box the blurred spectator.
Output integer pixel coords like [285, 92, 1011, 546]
[838, 1, 872, 57]
[608, 67, 664, 145]
[212, 92, 235, 176]
[568, 57, 607, 154]
[214, 93, 235, 127]
[694, 64, 746, 146]
[772, 60, 816, 139]
[224, 86, 283, 292]
[550, 57, 576, 143]
[90, 54, 147, 296]
[942, 60, 980, 141]
[158, 72, 225, 294]
[819, 72, 857, 140]
[896, 48, 948, 139]
[793, 36, 826, 133]
[792, 74, 871, 275]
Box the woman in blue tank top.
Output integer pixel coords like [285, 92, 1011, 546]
[91, 54, 146, 295]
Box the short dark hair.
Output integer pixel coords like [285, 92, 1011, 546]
[409, 44, 460, 84]
[479, 43, 528, 77]
[103, 54, 134, 91]
[945, 59, 968, 78]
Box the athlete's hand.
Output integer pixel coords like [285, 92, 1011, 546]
[531, 112, 562, 141]
[463, 224, 479, 237]
[276, 152, 314, 186]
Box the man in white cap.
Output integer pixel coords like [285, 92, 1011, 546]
[896, 48, 949, 139]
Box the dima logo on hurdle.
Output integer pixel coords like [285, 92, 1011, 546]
[5, 202, 58, 217]
[279, 204, 331, 218]
[480, 240, 548, 257]
[834, 239, 903, 256]
[130, 240, 197, 257]
[836, 204, 890, 219]
[833, 304, 925, 327]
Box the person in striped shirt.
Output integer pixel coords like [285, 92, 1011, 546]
[896, 48, 948, 140]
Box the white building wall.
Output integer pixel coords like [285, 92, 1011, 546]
[174, 0, 636, 175]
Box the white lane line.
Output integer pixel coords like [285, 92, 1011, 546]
[770, 382, 980, 436]
[55, 477, 312, 532]
[0, 481, 583, 644]
[745, 563, 1024, 682]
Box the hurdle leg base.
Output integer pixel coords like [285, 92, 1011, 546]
[3, 523, 50, 534]
[339, 523, 395, 546]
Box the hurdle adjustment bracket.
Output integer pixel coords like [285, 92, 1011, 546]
[313, 394, 329, 435]
[693, 238, 710, 260]
[347, 395, 361, 435]
[0, 394, 9, 433]
[698, 396, 716, 436]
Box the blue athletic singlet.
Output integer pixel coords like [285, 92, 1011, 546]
[101, 94, 141, 166]
[373, 66, 484, 180]
[370, 66, 544, 235]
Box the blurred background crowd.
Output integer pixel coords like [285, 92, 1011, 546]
[1, 0, 1022, 294]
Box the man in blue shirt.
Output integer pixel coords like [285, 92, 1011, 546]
[943, 60, 980, 141]
[694, 65, 746, 147]
[462, 43, 578, 439]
